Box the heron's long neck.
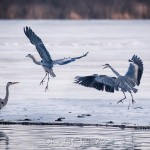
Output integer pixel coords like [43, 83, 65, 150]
[30, 56, 41, 65]
[109, 66, 120, 77]
[4, 85, 10, 105]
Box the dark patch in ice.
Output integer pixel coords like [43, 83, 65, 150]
[55, 117, 65, 121]
[134, 107, 143, 109]
[60, 117, 65, 119]
[106, 121, 114, 124]
[77, 114, 91, 118]
[77, 115, 84, 118]
[18, 118, 32, 121]
[121, 122, 130, 125]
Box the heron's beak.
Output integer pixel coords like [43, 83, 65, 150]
[128, 59, 133, 62]
[102, 65, 107, 69]
[12, 82, 20, 85]
[26, 55, 29, 57]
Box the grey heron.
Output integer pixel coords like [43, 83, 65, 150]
[0, 82, 19, 110]
[24, 26, 89, 91]
[74, 55, 143, 104]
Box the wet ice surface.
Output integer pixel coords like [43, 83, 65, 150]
[1, 125, 150, 150]
[0, 20, 150, 126]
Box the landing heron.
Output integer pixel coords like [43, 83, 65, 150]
[74, 55, 143, 104]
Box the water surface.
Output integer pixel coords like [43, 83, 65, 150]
[1, 125, 150, 150]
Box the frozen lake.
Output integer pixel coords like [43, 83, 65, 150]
[0, 20, 150, 149]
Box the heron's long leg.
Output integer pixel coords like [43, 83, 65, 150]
[117, 92, 126, 104]
[40, 73, 47, 85]
[130, 93, 135, 104]
[45, 74, 50, 92]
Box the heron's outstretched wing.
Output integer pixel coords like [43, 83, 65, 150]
[53, 52, 89, 65]
[74, 74, 116, 93]
[125, 55, 143, 85]
[24, 26, 53, 62]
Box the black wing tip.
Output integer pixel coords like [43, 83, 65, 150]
[131, 54, 144, 86]
[24, 26, 28, 31]
[132, 54, 144, 69]
[132, 54, 143, 63]
[74, 75, 115, 93]
[24, 26, 31, 36]
[24, 26, 32, 33]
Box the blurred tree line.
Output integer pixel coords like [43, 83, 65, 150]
[0, 0, 150, 19]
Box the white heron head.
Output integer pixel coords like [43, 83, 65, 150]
[102, 64, 111, 69]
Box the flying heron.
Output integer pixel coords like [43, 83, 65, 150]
[24, 26, 89, 91]
[0, 82, 19, 110]
[74, 55, 143, 104]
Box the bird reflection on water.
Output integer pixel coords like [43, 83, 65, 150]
[0, 131, 9, 149]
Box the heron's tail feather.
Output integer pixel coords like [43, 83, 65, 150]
[133, 88, 138, 93]
[50, 69, 56, 77]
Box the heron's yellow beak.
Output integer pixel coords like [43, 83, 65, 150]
[12, 82, 20, 85]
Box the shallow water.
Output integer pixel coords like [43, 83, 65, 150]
[0, 125, 150, 150]
[0, 20, 150, 149]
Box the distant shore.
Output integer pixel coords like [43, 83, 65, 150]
[0, 0, 150, 19]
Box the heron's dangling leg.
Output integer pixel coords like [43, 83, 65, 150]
[45, 74, 50, 92]
[130, 93, 135, 104]
[40, 73, 47, 85]
[117, 92, 126, 104]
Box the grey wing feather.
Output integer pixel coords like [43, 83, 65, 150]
[24, 26, 53, 62]
[74, 74, 116, 93]
[125, 55, 143, 85]
[53, 58, 75, 65]
[54, 52, 89, 65]
[71, 52, 89, 60]
[95, 75, 116, 87]
[125, 63, 136, 80]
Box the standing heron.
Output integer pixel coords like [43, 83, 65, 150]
[0, 82, 19, 110]
[74, 55, 143, 104]
[24, 26, 89, 91]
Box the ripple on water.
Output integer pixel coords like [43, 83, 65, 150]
[0, 125, 150, 150]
